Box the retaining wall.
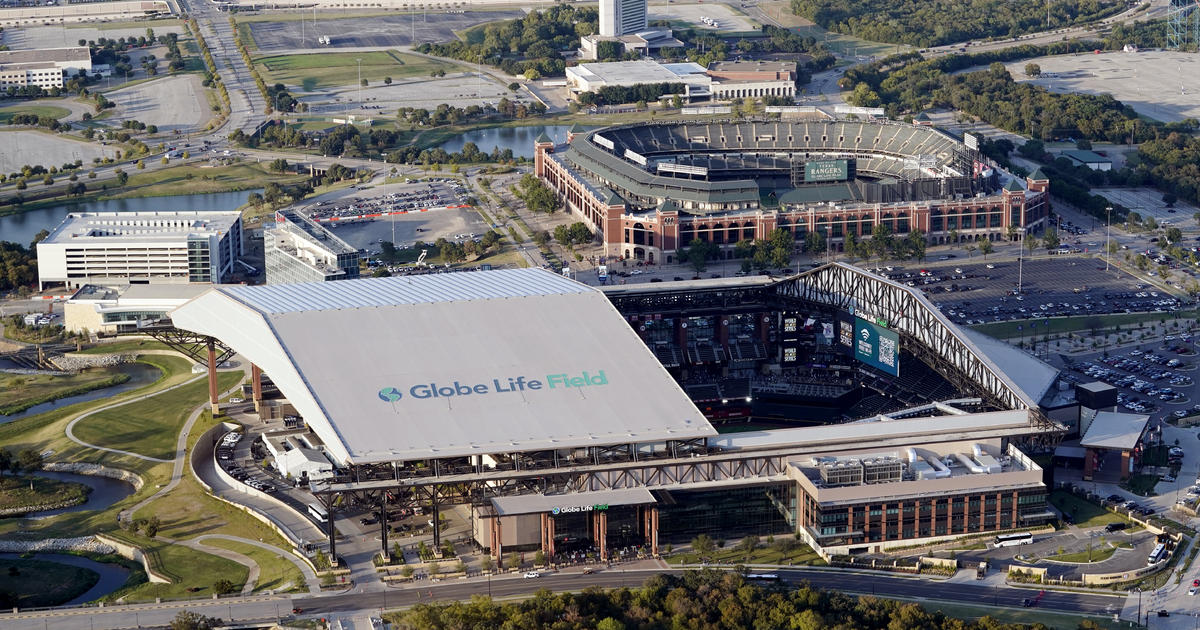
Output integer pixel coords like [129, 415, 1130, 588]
[94, 533, 172, 584]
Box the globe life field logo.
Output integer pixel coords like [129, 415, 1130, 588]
[378, 370, 609, 403]
[377, 387, 403, 402]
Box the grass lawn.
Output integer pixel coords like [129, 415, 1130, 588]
[203, 539, 307, 593]
[1048, 545, 1118, 563]
[1122, 473, 1160, 496]
[76, 339, 173, 355]
[0, 558, 99, 607]
[1047, 490, 1129, 528]
[255, 50, 458, 90]
[70, 370, 243, 461]
[0, 368, 132, 416]
[0, 475, 90, 511]
[912, 600, 1130, 630]
[110, 162, 306, 200]
[101, 532, 249, 602]
[664, 543, 826, 566]
[0, 104, 71, 124]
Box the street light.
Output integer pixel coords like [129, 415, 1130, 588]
[356, 57, 363, 108]
[1106, 206, 1113, 272]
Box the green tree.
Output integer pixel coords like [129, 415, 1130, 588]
[804, 230, 826, 255]
[1024, 63, 1041, 77]
[1042, 228, 1060, 251]
[1023, 233, 1037, 256]
[691, 534, 716, 559]
[15, 448, 42, 473]
[596, 618, 626, 630]
[979, 238, 993, 258]
[212, 578, 237, 595]
[682, 238, 719, 272]
[1165, 227, 1182, 244]
[870, 223, 894, 261]
[169, 610, 223, 630]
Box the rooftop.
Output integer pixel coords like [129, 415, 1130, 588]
[0, 46, 89, 68]
[490, 487, 656, 516]
[568, 60, 708, 86]
[708, 60, 795, 73]
[1061, 149, 1112, 164]
[1080, 410, 1150, 450]
[169, 269, 716, 465]
[960, 328, 1060, 404]
[42, 211, 241, 245]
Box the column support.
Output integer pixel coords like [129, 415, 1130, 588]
[251, 363, 263, 412]
[380, 492, 390, 559]
[206, 338, 220, 416]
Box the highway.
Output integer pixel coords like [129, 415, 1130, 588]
[0, 566, 1128, 629]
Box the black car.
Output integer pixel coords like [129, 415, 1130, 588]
[1105, 522, 1127, 532]
[1022, 599, 1035, 608]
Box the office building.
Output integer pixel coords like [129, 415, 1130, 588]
[264, 210, 360, 285]
[599, 0, 647, 37]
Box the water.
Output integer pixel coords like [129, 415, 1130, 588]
[0, 552, 132, 606]
[22, 470, 137, 518]
[0, 190, 259, 249]
[0, 362, 162, 425]
[438, 125, 597, 159]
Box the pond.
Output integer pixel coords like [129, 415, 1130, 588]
[0, 552, 131, 606]
[0, 190, 259, 249]
[24, 470, 137, 518]
[438, 125, 598, 159]
[0, 361, 163, 425]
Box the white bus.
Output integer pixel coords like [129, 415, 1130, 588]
[994, 532, 1034, 547]
[1148, 543, 1167, 564]
[745, 573, 781, 583]
[307, 503, 328, 524]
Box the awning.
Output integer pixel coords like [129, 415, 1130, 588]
[490, 488, 656, 517]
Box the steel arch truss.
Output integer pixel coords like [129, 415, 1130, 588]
[142, 327, 234, 367]
[777, 263, 1054, 431]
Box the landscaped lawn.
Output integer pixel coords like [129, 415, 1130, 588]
[203, 539, 307, 593]
[1123, 473, 1161, 496]
[664, 542, 826, 566]
[1048, 545, 1118, 563]
[255, 50, 458, 90]
[1047, 490, 1131, 528]
[0, 104, 71, 124]
[0, 368, 131, 415]
[0, 475, 90, 511]
[102, 532, 249, 602]
[112, 162, 306, 199]
[76, 339, 173, 355]
[71, 370, 243, 460]
[0, 557, 99, 607]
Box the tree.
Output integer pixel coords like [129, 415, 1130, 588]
[1042, 228, 1060, 251]
[979, 238, 993, 258]
[16, 448, 42, 473]
[115, 170, 128, 186]
[533, 550, 546, 566]
[1023, 233, 1037, 256]
[384, 77, 392, 85]
[682, 238, 719, 272]
[691, 534, 716, 559]
[0, 449, 12, 475]
[480, 555, 494, 572]
[360, 78, 368, 87]
[596, 618, 626, 630]
[268, 158, 289, 173]
[553, 224, 571, 246]
[804, 230, 826, 255]
[1165, 227, 1182, 244]
[169, 610, 222, 630]
[144, 515, 160, 538]
[1107, 239, 1119, 256]
[1024, 63, 1041, 77]
[212, 578, 238, 595]
[372, 267, 391, 277]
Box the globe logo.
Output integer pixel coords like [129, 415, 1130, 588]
[552, 507, 560, 515]
[378, 387, 403, 402]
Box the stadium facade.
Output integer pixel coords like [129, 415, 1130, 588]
[162, 265, 1064, 560]
[534, 120, 1050, 263]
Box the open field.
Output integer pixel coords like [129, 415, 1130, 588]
[0, 558, 98, 608]
[2, 23, 183, 50]
[70, 369, 242, 461]
[107, 74, 210, 133]
[0, 475, 89, 511]
[202, 539, 307, 593]
[0, 129, 116, 174]
[664, 542, 825, 566]
[648, 3, 759, 32]
[300, 71, 520, 114]
[109, 162, 307, 200]
[76, 339, 172, 355]
[0, 368, 131, 416]
[255, 50, 457, 91]
[102, 531, 249, 602]
[244, 10, 523, 51]
[1007, 51, 1200, 124]
[0, 104, 71, 124]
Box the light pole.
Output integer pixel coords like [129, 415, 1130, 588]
[1106, 205, 1113, 272]
[356, 57, 363, 108]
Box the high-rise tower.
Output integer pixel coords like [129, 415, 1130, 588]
[599, 0, 648, 37]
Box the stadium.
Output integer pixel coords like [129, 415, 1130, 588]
[534, 118, 1051, 263]
[155, 264, 1084, 565]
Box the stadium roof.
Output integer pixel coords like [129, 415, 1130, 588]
[960, 328, 1060, 404]
[1080, 411, 1150, 450]
[170, 269, 716, 465]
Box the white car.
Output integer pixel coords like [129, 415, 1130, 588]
[229, 397, 244, 403]
[630, 269, 643, 275]
[523, 571, 540, 579]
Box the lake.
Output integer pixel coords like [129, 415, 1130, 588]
[0, 190, 259, 249]
[439, 125, 597, 159]
[0, 361, 163, 425]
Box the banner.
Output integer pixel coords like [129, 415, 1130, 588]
[805, 159, 849, 182]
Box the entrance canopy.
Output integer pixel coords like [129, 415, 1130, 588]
[490, 487, 656, 517]
[170, 269, 715, 465]
[1081, 411, 1150, 451]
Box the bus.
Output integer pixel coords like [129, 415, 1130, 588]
[745, 573, 781, 584]
[307, 503, 328, 524]
[994, 532, 1034, 547]
[1148, 543, 1167, 565]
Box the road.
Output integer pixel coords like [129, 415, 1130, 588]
[0, 565, 1127, 630]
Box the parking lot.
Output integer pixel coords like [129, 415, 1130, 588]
[874, 256, 1181, 327]
[1062, 343, 1197, 418]
[246, 11, 524, 52]
[1093, 187, 1200, 224]
[296, 178, 491, 256]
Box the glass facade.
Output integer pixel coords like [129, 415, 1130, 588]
[658, 484, 794, 543]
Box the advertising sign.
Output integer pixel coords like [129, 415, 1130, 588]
[804, 159, 849, 182]
[836, 311, 855, 351]
[853, 317, 900, 376]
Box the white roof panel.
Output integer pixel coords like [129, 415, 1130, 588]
[1081, 411, 1150, 450]
[171, 270, 715, 464]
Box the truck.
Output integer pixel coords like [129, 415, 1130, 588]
[976, 561, 987, 579]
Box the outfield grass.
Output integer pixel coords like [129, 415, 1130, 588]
[1047, 490, 1130, 529]
[0, 104, 71, 124]
[255, 50, 458, 90]
[71, 370, 243, 460]
[202, 539, 307, 593]
[0, 558, 99, 607]
[0, 369, 131, 416]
